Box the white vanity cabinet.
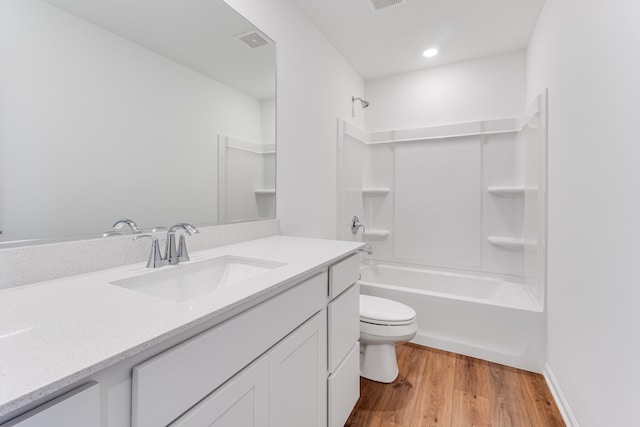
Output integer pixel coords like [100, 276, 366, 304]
[0, 383, 99, 427]
[327, 255, 361, 427]
[132, 273, 327, 427]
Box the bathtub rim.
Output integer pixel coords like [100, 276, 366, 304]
[359, 262, 543, 313]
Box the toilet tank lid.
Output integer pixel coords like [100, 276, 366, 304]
[360, 294, 416, 323]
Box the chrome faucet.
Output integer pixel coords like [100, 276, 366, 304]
[165, 223, 199, 265]
[133, 223, 199, 268]
[351, 216, 366, 235]
[113, 219, 141, 234]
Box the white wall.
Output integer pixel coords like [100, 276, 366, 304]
[365, 50, 526, 132]
[0, 0, 263, 239]
[527, 0, 640, 425]
[224, 0, 365, 239]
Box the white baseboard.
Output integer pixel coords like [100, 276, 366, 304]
[543, 363, 579, 427]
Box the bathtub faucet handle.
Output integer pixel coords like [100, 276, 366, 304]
[351, 216, 366, 235]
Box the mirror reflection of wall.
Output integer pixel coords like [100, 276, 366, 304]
[0, 0, 276, 243]
[218, 135, 276, 223]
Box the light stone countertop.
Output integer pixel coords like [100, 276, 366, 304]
[0, 235, 362, 418]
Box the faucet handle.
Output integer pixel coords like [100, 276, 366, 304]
[176, 224, 199, 262]
[133, 234, 165, 268]
[351, 216, 366, 235]
[177, 231, 192, 263]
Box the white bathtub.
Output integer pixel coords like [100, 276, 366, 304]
[359, 262, 545, 372]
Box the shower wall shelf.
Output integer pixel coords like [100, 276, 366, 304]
[487, 236, 538, 251]
[362, 187, 390, 197]
[363, 229, 390, 240]
[487, 186, 526, 197]
[254, 189, 276, 196]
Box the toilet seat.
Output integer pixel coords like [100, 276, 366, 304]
[360, 294, 416, 326]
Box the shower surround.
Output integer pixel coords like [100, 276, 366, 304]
[337, 91, 547, 371]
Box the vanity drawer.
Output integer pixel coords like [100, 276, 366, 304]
[329, 254, 359, 299]
[132, 273, 326, 427]
[328, 282, 360, 373]
[327, 343, 360, 427]
[1, 382, 99, 427]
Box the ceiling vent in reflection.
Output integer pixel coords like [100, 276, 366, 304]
[368, 0, 406, 11]
[236, 31, 269, 49]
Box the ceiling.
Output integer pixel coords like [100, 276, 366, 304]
[43, 0, 276, 100]
[292, 0, 545, 81]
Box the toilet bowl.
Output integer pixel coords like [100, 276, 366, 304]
[359, 294, 417, 383]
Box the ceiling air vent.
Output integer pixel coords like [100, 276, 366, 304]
[368, 0, 405, 12]
[236, 31, 269, 49]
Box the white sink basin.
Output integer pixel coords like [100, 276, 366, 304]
[111, 256, 286, 302]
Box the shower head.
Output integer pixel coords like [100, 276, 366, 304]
[352, 96, 370, 109]
[351, 96, 370, 117]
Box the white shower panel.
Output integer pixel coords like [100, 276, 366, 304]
[394, 136, 482, 269]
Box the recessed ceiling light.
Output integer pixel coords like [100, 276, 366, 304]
[423, 48, 439, 58]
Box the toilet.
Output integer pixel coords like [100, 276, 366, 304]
[359, 294, 417, 383]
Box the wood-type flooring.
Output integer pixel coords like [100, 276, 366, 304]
[345, 343, 565, 427]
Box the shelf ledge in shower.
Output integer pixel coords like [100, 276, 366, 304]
[362, 229, 390, 240]
[362, 187, 390, 197]
[254, 189, 276, 196]
[488, 237, 537, 251]
[342, 117, 521, 146]
[487, 186, 526, 197]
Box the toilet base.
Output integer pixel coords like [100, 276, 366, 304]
[360, 343, 399, 383]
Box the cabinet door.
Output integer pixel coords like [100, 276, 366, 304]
[170, 355, 268, 427]
[328, 343, 360, 427]
[269, 310, 327, 427]
[328, 282, 360, 373]
[1, 383, 99, 427]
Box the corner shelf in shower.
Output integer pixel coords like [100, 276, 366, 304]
[254, 189, 276, 196]
[363, 229, 390, 240]
[487, 236, 538, 251]
[487, 186, 526, 197]
[362, 187, 390, 197]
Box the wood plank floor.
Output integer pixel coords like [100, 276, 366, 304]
[345, 343, 564, 427]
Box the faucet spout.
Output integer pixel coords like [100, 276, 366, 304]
[358, 244, 373, 255]
[113, 219, 141, 234]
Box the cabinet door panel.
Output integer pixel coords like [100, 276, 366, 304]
[170, 355, 268, 427]
[328, 343, 360, 427]
[269, 311, 327, 427]
[328, 282, 360, 373]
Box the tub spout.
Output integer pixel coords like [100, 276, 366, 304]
[359, 245, 373, 255]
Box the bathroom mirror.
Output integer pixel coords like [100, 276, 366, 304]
[0, 0, 276, 245]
